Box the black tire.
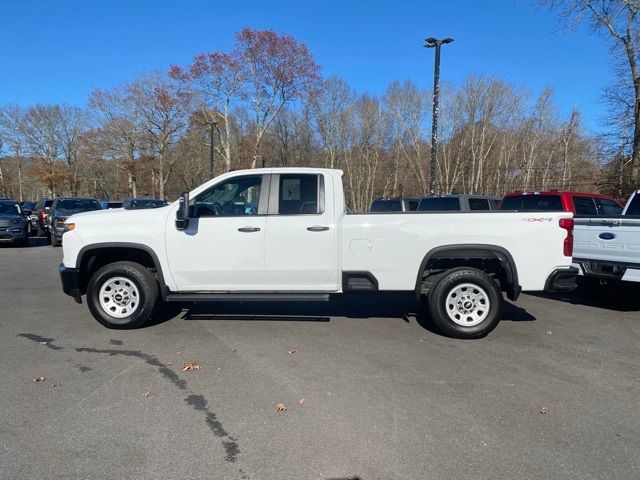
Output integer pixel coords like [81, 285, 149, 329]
[427, 267, 503, 339]
[51, 233, 61, 247]
[86, 261, 159, 329]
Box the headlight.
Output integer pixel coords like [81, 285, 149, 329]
[65, 222, 76, 231]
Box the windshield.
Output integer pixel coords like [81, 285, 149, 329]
[370, 200, 402, 212]
[626, 193, 640, 215]
[418, 197, 461, 211]
[55, 199, 101, 214]
[0, 203, 21, 216]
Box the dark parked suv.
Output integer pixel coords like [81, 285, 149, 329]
[48, 197, 102, 247]
[0, 200, 29, 246]
[122, 198, 168, 209]
[31, 198, 53, 236]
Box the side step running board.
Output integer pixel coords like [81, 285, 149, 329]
[166, 292, 330, 302]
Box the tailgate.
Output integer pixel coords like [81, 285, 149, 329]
[574, 217, 640, 263]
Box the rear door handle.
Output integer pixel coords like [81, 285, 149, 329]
[238, 227, 261, 233]
[307, 226, 330, 232]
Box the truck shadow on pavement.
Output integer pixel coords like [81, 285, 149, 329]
[175, 292, 535, 336]
[532, 283, 640, 312]
[0, 236, 49, 248]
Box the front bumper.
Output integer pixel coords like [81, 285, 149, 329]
[52, 226, 66, 238]
[0, 227, 28, 242]
[59, 264, 82, 303]
[544, 267, 579, 292]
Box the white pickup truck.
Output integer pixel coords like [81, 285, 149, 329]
[59, 168, 577, 338]
[573, 189, 640, 285]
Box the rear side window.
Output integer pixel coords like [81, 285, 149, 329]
[573, 196, 597, 216]
[596, 198, 623, 216]
[418, 197, 461, 211]
[278, 174, 321, 214]
[468, 198, 490, 211]
[370, 200, 402, 212]
[407, 200, 419, 211]
[626, 194, 640, 215]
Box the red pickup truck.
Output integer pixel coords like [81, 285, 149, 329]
[500, 191, 623, 216]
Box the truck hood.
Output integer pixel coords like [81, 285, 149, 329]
[66, 205, 173, 224]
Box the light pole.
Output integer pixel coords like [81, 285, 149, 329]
[424, 37, 453, 194]
[209, 121, 218, 178]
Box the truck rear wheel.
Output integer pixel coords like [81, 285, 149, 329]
[427, 267, 502, 338]
[86, 261, 159, 329]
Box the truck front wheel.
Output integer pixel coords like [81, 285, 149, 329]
[427, 267, 502, 338]
[86, 261, 159, 329]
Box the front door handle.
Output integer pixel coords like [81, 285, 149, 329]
[238, 227, 261, 233]
[307, 226, 330, 232]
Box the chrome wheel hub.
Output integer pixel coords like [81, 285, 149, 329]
[445, 283, 490, 327]
[99, 276, 140, 319]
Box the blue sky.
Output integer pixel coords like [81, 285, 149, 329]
[0, 0, 615, 131]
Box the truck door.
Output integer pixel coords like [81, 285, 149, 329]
[165, 174, 269, 291]
[263, 173, 339, 290]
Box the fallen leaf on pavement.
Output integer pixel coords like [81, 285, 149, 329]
[233, 347, 237, 352]
[298, 398, 305, 405]
[40, 341, 48, 345]
[50, 384, 61, 388]
[545, 331, 552, 335]
[143, 391, 153, 397]
[163, 362, 173, 367]
[32, 377, 46, 382]
[275, 403, 287, 412]
[182, 362, 200, 371]
[539, 408, 548, 415]
[288, 348, 298, 355]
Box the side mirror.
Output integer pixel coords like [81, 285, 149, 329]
[175, 191, 190, 230]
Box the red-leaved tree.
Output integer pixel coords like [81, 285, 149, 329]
[236, 28, 321, 168]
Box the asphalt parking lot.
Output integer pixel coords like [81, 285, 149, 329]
[1, 240, 639, 480]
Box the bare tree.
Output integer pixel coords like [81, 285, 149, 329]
[0, 105, 26, 200]
[128, 72, 189, 199]
[539, 0, 640, 179]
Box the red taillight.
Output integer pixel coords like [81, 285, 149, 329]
[559, 218, 574, 257]
[40, 210, 46, 219]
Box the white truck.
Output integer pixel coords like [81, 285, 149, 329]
[59, 168, 577, 338]
[573, 189, 640, 285]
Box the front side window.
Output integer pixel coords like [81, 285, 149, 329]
[192, 175, 262, 217]
[596, 198, 623, 216]
[278, 174, 321, 214]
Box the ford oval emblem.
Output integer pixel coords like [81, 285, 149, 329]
[599, 232, 616, 240]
